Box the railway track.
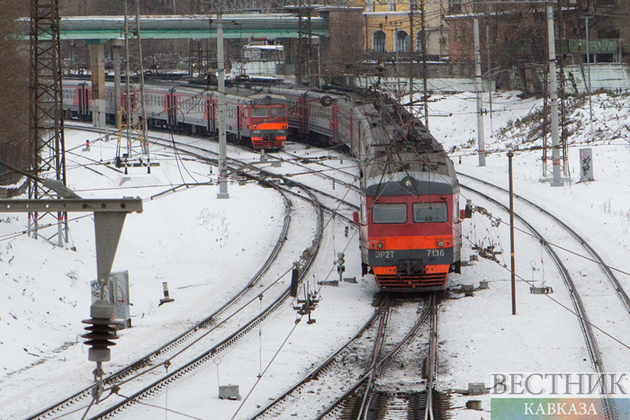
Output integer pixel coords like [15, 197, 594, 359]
[64, 124, 360, 223]
[271, 148, 361, 195]
[21, 125, 371, 420]
[460, 176, 623, 420]
[25, 129, 331, 420]
[459, 172, 630, 315]
[251, 294, 439, 420]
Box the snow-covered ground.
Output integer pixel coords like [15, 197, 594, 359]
[2, 90, 630, 419]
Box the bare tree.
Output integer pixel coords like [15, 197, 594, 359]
[0, 0, 29, 185]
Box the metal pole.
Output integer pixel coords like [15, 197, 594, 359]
[508, 151, 516, 315]
[421, 0, 428, 128]
[409, 8, 414, 105]
[124, 1, 132, 160]
[486, 18, 493, 133]
[474, 19, 486, 167]
[217, 12, 229, 199]
[395, 23, 400, 101]
[113, 42, 122, 129]
[548, 2, 562, 186]
[585, 15, 594, 141]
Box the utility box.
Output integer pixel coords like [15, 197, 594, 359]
[580, 148, 594, 182]
[91, 271, 131, 329]
[219, 385, 241, 400]
[468, 383, 487, 395]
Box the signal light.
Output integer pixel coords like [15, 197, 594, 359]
[337, 252, 346, 277]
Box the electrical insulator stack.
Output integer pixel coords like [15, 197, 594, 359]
[82, 299, 118, 401]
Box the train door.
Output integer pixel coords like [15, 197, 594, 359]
[331, 104, 338, 143]
[206, 98, 215, 133]
[78, 82, 89, 120]
[166, 90, 177, 128]
[298, 95, 309, 136]
[236, 104, 242, 142]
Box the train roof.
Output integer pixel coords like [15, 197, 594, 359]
[64, 79, 287, 104]
[365, 167, 458, 197]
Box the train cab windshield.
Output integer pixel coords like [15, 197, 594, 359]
[270, 107, 286, 117]
[372, 202, 448, 224]
[251, 108, 268, 118]
[372, 203, 407, 224]
[413, 202, 448, 223]
[251, 106, 286, 118]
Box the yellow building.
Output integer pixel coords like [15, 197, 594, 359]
[359, 0, 451, 60]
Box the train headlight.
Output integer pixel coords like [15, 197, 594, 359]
[437, 240, 444, 248]
[377, 242, 384, 249]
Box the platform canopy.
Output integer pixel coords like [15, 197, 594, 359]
[18, 13, 330, 41]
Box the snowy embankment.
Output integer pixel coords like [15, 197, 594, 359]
[2, 91, 630, 419]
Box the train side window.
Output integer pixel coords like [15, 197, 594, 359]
[413, 202, 448, 223]
[372, 203, 407, 224]
[251, 108, 268, 118]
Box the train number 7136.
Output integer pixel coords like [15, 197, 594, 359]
[427, 249, 445, 257]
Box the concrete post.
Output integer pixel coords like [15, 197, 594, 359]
[112, 40, 125, 129]
[547, 3, 562, 186]
[217, 13, 229, 199]
[474, 19, 486, 167]
[89, 43, 106, 128]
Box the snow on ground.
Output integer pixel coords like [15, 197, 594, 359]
[2, 90, 630, 419]
[431, 91, 630, 419]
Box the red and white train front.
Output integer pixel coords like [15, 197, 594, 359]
[239, 101, 288, 149]
[359, 171, 462, 292]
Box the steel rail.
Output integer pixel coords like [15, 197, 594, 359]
[26, 185, 293, 420]
[356, 295, 392, 420]
[461, 182, 616, 420]
[25, 127, 310, 420]
[249, 297, 389, 419]
[459, 172, 630, 315]
[423, 294, 438, 420]
[314, 296, 435, 420]
[88, 177, 325, 420]
[64, 124, 360, 221]
[272, 149, 361, 194]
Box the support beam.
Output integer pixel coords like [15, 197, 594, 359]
[474, 19, 486, 167]
[89, 43, 106, 128]
[29, 0, 68, 247]
[547, 2, 562, 186]
[112, 40, 125, 128]
[0, 197, 142, 291]
[217, 12, 229, 199]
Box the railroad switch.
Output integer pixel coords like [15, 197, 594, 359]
[293, 292, 319, 324]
